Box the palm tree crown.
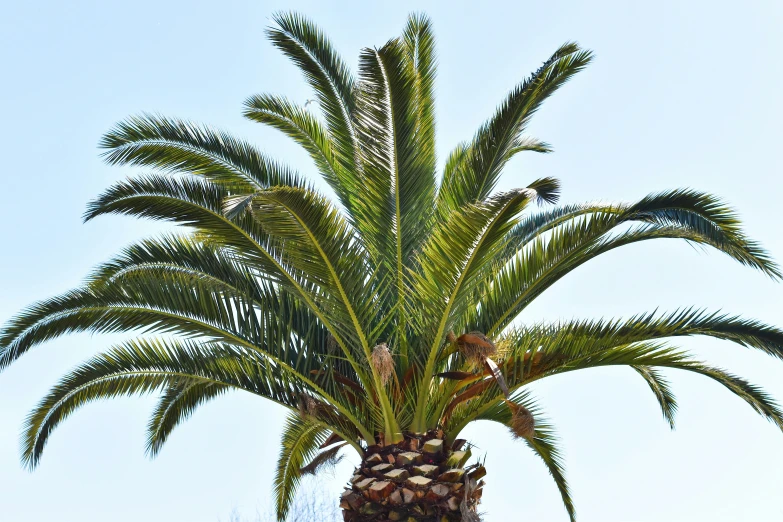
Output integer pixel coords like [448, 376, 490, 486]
[2, 11, 783, 522]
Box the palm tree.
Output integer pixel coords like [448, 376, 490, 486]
[2, 11, 783, 522]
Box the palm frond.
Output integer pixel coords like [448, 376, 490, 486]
[632, 365, 678, 429]
[524, 420, 574, 522]
[505, 310, 783, 369]
[267, 12, 359, 183]
[85, 233, 266, 297]
[147, 380, 230, 457]
[401, 12, 437, 193]
[274, 413, 329, 521]
[83, 174, 292, 279]
[354, 38, 437, 261]
[677, 363, 783, 431]
[352, 34, 438, 369]
[469, 393, 575, 522]
[470, 189, 780, 336]
[437, 43, 591, 215]
[243, 94, 352, 209]
[411, 181, 559, 430]
[507, 136, 553, 155]
[625, 189, 779, 277]
[100, 114, 302, 192]
[20, 339, 313, 469]
[0, 272, 256, 365]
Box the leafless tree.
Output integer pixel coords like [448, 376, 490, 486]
[222, 481, 340, 522]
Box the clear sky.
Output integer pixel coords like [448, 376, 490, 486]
[1, 1, 782, 521]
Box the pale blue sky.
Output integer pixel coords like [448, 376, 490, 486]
[1, 1, 782, 521]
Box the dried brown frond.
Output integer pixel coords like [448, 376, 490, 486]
[461, 475, 482, 521]
[457, 332, 497, 363]
[300, 442, 347, 476]
[371, 343, 394, 385]
[506, 400, 535, 439]
[460, 500, 482, 522]
[320, 432, 345, 449]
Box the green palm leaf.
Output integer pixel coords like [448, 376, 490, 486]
[402, 13, 437, 186]
[267, 12, 359, 185]
[100, 114, 302, 192]
[21, 339, 299, 468]
[437, 43, 591, 216]
[147, 379, 230, 457]
[469, 189, 780, 337]
[242, 94, 346, 204]
[274, 414, 330, 521]
[353, 36, 437, 311]
[633, 365, 678, 429]
[472, 393, 575, 522]
[412, 180, 560, 430]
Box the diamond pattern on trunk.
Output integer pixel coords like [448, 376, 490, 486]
[341, 431, 482, 522]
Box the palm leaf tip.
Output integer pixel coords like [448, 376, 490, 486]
[145, 380, 230, 458]
[633, 365, 678, 429]
[265, 10, 356, 125]
[528, 434, 575, 522]
[526, 177, 561, 205]
[629, 189, 782, 280]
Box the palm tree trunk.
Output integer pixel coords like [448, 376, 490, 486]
[340, 431, 484, 521]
